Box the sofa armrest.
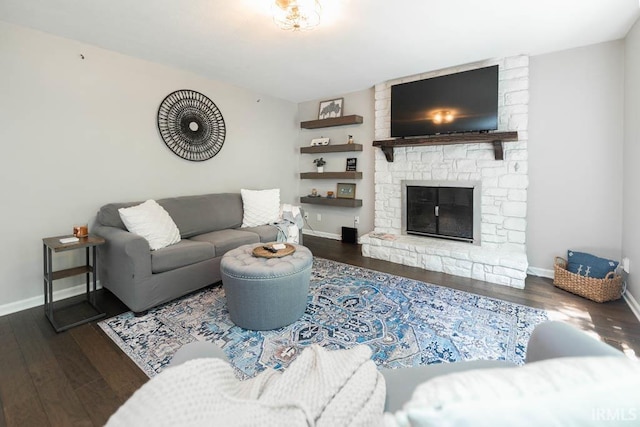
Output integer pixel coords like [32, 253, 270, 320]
[94, 224, 152, 289]
[525, 321, 623, 363]
[381, 360, 514, 413]
[169, 342, 229, 368]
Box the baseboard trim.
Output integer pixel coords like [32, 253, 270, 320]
[0, 282, 102, 317]
[527, 266, 554, 279]
[623, 289, 640, 323]
[302, 229, 342, 241]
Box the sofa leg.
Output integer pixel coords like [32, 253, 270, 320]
[134, 310, 148, 317]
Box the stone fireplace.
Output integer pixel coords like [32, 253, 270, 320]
[361, 56, 529, 288]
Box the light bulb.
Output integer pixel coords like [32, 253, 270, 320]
[444, 111, 454, 122]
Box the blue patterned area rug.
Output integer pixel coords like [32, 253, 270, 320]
[99, 258, 548, 378]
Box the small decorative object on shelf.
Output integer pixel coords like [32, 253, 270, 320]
[73, 224, 89, 238]
[347, 135, 354, 144]
[326, 191, 335, 198]
[310, 137, 330, 146]
[337, 183, 356, 199]
[318, 98, 343, 120]
[346, 158, 357, 171]
[313, 157, 326, 173]
[308, 188, 320, 197]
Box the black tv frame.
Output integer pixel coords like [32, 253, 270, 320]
[391, 65, 499, 138]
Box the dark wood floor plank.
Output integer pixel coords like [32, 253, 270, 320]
[75, 378, 124, 426]
[0, 401, 6, 427]
[34, 311, 102, 391]
[0, 315, 12, 341]
[0, 314, 49, 427]
[0, 348, 50, 427]
[0, 317, 18, 357]
[70, 324, 148, 402]
[9, 310, 92, 427]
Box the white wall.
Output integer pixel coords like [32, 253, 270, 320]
[0, 22, 299, 312]
[527, 41, 624, 273]
[298, 89, 375, 240]
[623, 17, 640, 312]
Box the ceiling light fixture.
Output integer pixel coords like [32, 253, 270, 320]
[432, 110, 455, 124]
[273, 0, 321, 31]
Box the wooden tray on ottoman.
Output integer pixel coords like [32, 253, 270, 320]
[553, 257, 623, 303]
[252, 243, 296, 258]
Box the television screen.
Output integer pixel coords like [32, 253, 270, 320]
[391, 65, 498, 137]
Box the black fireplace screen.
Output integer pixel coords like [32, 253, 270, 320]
[406, 186, 474, 242]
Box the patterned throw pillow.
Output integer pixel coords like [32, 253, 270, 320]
[567, 250, 618, 279]
[118, 200, 181, 250]
[240, 189, 281, 228]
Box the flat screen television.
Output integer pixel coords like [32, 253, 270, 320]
[391, 65, 498, 138]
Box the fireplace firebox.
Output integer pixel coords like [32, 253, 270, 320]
[402, 181, 481, 244]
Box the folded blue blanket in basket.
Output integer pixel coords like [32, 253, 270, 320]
[567, 250, 618, 279]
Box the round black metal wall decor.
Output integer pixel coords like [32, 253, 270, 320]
[157, 90, 226, 161]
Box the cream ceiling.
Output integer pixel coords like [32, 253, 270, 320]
[1, 0, 638, 102]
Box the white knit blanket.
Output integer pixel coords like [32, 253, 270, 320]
[106, 344, 385, 426]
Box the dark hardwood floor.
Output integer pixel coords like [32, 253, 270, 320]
[1, 235, 638, 426]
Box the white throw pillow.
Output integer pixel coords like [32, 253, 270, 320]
[385, 356, 640, 427]
[241, 188, 281, 227]
[118, 200, 181, 250]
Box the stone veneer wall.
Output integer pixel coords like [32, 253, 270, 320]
[361, 56, 530, 288]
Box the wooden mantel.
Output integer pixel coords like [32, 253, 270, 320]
[373, 131, 519, 161]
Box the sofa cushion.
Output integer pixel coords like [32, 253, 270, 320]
[150, 240, 216, 274]
[241, 189, 280, 227]
[241, 225, 279, 242]
[98, 201, 143, 230]
[158, 193, 244, 238]
[385, 356, 640, 427]
[190, 229, 260, 257]
[118, 200, 181, 250]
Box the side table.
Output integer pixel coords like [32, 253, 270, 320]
[42, 234, 106, 332]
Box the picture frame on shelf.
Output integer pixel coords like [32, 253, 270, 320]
[318, 98, 343, 120]
[336, 183, 356, 199]
[346, 158, 357, 171]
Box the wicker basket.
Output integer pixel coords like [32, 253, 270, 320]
[553, 257, 623, 303]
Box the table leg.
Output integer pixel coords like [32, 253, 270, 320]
[91, 245, 98, 304]
[43, 243, 48, 312]
[47, 247, 54, 322]
[85, 247, 90, 298]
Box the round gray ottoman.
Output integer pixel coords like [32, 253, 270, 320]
[220, 243, 312, 330]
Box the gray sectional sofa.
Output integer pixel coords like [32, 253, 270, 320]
[94, 193, 296, 313]
[168, 321, 625, 414]
[109, 321, 635, 425]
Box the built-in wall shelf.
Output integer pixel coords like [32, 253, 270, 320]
[373, 131, 518, 161]
[300, 115, 364, 129]
[300, 143, 363, 154]
[300, 172, 363, 179]
[299, 116, 364, 208]
[300, 197, 363, 207]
